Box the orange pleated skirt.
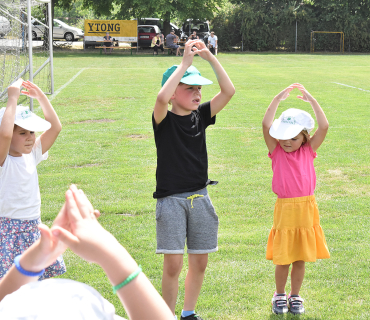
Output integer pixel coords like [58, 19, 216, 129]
[266, 195, 330, 265]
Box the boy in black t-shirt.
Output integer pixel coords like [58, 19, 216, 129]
[153, 39, 235, 320]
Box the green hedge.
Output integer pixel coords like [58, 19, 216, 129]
[211, 1, 370, 52]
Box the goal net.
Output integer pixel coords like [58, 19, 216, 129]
[310, 31, 344, 53]
[0, 0, 53, 110]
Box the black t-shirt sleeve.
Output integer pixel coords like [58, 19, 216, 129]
[152, 111, 169, 132]
[198, 101, 216, 128]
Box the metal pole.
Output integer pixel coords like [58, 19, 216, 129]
[48, 2, 54, 94]
[295, 19, 297, 53]
[27, 0, 33, 110]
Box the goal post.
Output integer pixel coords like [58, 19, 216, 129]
[310, 31, 344, 53]
[0, 0, 54, 111]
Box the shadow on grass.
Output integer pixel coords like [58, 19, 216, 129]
[269, 314, 317, 319]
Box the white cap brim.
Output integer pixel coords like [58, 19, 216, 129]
[181, 74, 213, 86]
[269, 119, 305, 140]
[15, 114, 51, 132]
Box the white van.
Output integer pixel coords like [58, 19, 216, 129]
[0, 16, 11, 38]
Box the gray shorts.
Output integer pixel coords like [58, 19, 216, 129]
[156, 188, 219, 254]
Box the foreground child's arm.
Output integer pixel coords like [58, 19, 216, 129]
[0, 190, 98, 301]
[262, 84, 296, 153]
[0, 79, 23, 166]
[21, 81, 62, 154]
[52, 186, 174, 320]
[0, 207, 69, 301]
[154, 40, 199, 125]
[296, 84, 329, 152]
[193, 41, 235, 117]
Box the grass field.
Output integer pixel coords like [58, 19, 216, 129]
[33, 51, 370, 319]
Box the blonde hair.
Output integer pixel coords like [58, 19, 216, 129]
[301, 129, 310, 144]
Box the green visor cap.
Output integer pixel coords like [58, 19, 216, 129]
[161, 65, 213, 87]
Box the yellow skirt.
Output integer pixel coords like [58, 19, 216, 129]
[266, 195, 330, 265]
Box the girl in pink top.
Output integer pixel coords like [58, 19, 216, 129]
[262, 83, 330, 315]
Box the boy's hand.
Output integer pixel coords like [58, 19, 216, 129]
[21, 81, 45, 100]
[182, 40, 198, 68]
[192, 40, 214, 61]
[7, 78, 23, 100]
[296, 83, 316, 103]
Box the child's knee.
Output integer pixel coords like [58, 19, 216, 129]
[189, 254, 208, 273]
[292, 260, 305, 268]
[163, 255, 183, 277]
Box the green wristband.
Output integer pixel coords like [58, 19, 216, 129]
[112, 265, 142, 294]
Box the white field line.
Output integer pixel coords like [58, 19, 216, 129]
[333, 82, 370, 93]
[49, 68, 88, 101]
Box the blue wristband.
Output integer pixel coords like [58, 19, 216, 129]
[14, 255, 45, 277]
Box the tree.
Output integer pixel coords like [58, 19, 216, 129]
[54, 0, 224, 36]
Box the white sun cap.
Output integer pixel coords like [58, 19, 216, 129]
[0, 279, 121, 320]
[269, 108, 315, 140]
[0, 105, 51, 132]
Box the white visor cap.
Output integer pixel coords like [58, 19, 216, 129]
[269, 108, 315, 140]
[0, 279, 121, 320]
[0, 105, 51, 132]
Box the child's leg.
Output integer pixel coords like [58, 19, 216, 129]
[290, 260, 305, 295]
[275, 264, 290, 293]
[183, 253, 208, 311]
[162, 254, 183, 314]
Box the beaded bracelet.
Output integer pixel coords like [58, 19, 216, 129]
[112, 265, 142, 294]
[14, 255, 45, 277]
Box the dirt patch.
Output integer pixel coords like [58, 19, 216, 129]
[126, 134, 149, 140]
[72, 163, 101, 168]
[73, 119, 116, 124]
[328, 169, 344, 177]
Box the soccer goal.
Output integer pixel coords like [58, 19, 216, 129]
[0, 0, 54, 110]
[310, 31, 344, 54]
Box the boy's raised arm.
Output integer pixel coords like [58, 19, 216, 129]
[21, 81, 62, 154]
[154, 40, 198, 125]
[0, 79, 23, 166]
[192, 41, 235, 117]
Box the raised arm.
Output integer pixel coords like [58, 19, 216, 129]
[52, 185, 174, 320]
[0, 79, 23, 166]
[153, 40, 197, 125]
[192, 40, 235, 117]
[262, 84, 295, 153]
[21, 81, 62, 154]
[296, 84, 328, 152]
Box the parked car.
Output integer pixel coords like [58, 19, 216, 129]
[138, 25, 161, 47]
[138, 18, 181, 37]
[181, 19, 210, 43]
[32, 19, 84, 41]
[0, 16, 11, 38]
